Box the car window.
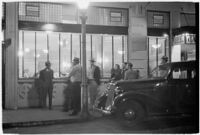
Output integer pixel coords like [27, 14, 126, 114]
[172, 67, 188, 79]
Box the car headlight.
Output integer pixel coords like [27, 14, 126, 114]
[114, 86, 124, 95]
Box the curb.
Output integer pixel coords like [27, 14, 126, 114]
[3, 108, 110, 129]
[3, 118, 84, 129]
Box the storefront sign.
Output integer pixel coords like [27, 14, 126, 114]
[174, 34, 196, 45]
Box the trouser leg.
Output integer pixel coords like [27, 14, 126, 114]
[42, 87, 47, 108]
[48, 87, 53, 109]
[88, 80, 98, 108]
[72, 82, 81, 113]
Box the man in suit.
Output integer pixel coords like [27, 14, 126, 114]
[39, 61, 54, 110]
[87, 58, 101, 110]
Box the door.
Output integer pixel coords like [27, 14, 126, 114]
[168, 65, 195, 114]
[148, 36, 168, 75]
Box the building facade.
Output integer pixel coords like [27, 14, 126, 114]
[2, 2, 197, 109]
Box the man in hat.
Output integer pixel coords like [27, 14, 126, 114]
[161, 56, 168, 65]
[87, 58, 100, 110]
[68, 57, 82, 116]
[39, 61, 54, 109]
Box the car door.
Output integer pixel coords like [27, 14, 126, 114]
[168, 64, 194, 114]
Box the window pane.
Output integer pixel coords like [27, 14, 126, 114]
[158, 38, 166, 65]
[18, 31, 23, 78]
[103, 35, 112, 78]
[72, 33, 80, 60]
[23, 31, 35, 78]
[149, 37, 157, 72]
[86, 34, 91, 70]
[60, 33, 71, 76]
[114, 35, 122, 67]
[49, 33, 59, 78]
[124, 36, 128, 62]
[36, 31, 47, 75]
[92, 34, 102, 70]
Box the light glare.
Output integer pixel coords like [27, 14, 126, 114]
[77, 0, 89, 9]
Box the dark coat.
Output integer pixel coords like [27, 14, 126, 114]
[39, 68, 54, 88]
[111, 68, 122, 81]
[93, 66, 101, 85]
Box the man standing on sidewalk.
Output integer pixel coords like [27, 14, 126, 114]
[87, 58, 100, 110]
[68, 57, 82, 116]
[39, 61, 54, 110]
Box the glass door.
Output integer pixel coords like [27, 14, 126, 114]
[148, 36, 168, 75]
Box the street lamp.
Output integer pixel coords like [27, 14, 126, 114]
[77, 0, 90, 119]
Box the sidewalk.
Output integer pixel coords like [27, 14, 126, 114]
[3, 106, 104, 128]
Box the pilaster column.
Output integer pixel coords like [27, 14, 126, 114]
[5, 2, 18, 109]
[128, 4, 148, 77]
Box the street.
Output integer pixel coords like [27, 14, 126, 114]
[4, 115, 198, 134]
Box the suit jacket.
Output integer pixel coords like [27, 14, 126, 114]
[124, 69, 138, 80]
[39, 68, 54, 88]
[93, 66, 101, 85]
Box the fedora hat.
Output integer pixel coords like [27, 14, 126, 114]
[73, 57, 79, 62]
[45, 61, 51, 66]
[161, 56, 168, 60]
[89, 58, 96, 62]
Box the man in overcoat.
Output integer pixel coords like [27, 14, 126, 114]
[39, 61, 54, 110]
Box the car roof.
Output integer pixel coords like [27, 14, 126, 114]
[162, 60, 196, 67]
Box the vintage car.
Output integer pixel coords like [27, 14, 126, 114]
[111, 60, 197, 125]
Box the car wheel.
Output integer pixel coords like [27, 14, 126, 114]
[116, 101, 146, 127]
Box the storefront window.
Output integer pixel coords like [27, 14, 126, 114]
[92, 34, 102, 71]
[36, 31, 47, 76]
[86, 35, 91, 70]
[24, 31, 35, 78]
[103, 35, 112, 78]
[18, 31, 23, 78]
[49, 33, 59, 78]
[18, 30, 127, 79]
[114, 35, 123, 66]
[60, 33, 71, 77]
[72, 33, 81, 60]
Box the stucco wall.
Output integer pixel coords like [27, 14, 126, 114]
[16, 81, 107, 108]
[17, 82, 68, 108]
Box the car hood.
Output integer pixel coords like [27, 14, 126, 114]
[115, 78, 166, 91]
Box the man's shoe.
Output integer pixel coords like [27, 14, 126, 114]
[69, 111, 78, 116]
[62, 109, 69, 112]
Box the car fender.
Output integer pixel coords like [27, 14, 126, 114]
[113, 91, 167, 114]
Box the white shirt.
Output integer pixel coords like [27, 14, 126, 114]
[68, 64, 82, 82]
[87, 65, 95, 79]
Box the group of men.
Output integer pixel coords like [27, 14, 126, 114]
[122, 62, 140, 80]
[63, 57, 100, 116]
[37, 55, 168, 116]
[37, 57, 100, 116]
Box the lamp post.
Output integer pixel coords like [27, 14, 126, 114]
[77, 1, 90, 119]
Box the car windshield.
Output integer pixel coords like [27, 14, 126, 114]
[150, 65, 170, 78]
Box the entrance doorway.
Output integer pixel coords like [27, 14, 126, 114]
[147, 36, 169, 75]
